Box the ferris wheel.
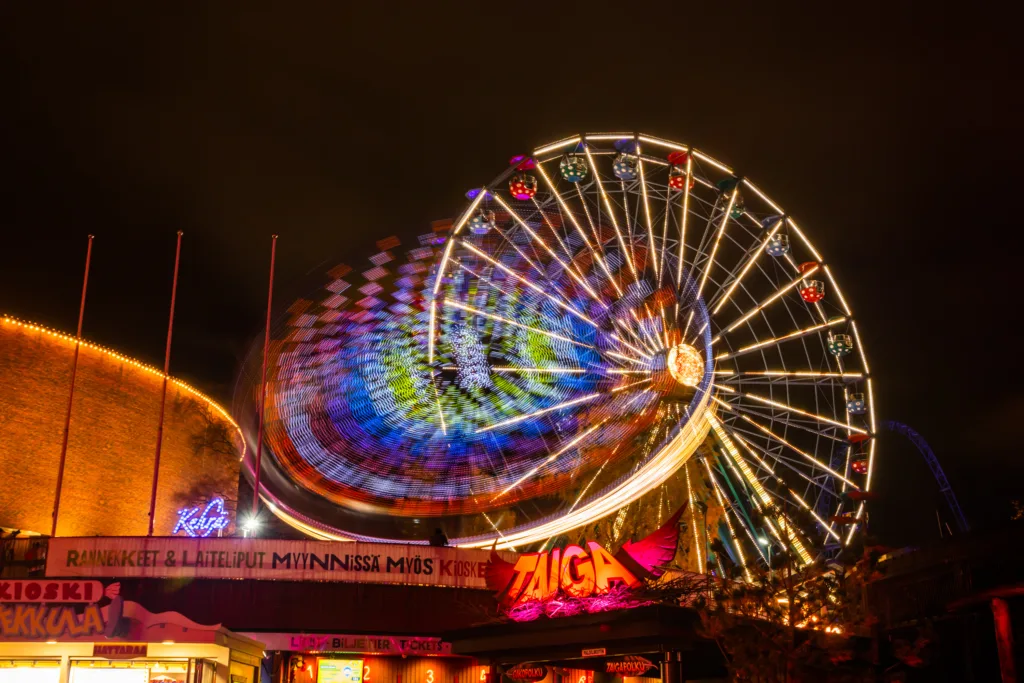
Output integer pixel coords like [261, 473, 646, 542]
[246, 132, 876, 576]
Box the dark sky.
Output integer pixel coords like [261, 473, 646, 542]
[1, 3, 1019, 546]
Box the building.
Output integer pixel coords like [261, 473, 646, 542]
[0, 317, 243, 538]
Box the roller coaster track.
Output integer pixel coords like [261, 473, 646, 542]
[882, 421, 969, 533]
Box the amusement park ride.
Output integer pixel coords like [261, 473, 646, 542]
[236, 132, 961, 582]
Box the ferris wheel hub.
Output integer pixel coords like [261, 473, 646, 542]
[666, 342, 704, 387]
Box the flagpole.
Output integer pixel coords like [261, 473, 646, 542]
[51, 235, 95, 537]
[147, 231, 183, 537]
[251, 234, 278, 520]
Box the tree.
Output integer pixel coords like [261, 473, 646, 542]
[692, 537, 885, 682]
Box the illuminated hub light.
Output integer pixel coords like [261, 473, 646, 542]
[666, 342, 704, 387]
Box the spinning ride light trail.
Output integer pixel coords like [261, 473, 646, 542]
[238, 132, 878, 568]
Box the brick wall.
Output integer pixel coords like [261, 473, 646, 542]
[0, 320, 241, 536]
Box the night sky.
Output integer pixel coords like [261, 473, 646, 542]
[1, 4, 1019, 546]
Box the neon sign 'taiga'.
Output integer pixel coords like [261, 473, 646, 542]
[485, 504, 686, 608]
[173, 497, 231, 537]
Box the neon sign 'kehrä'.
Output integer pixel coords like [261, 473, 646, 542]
[173, 497, 231, 537]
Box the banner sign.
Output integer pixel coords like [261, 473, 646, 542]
[94, 643, 148, 658]
[505, 664, 547, 681]
[605, 657, 655, 675]
[46, 538, 516, 590]
[0, 603, 106, 639]
[245, 633, 452, 656]
[0, 580, 104, 603]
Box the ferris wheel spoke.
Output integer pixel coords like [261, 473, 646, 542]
[613, 317, 660, 355]
[428, 189, 488, 363]
[658, 181, 674, 287]
[458, 241, 597, 327]
[531, 198, 595, 285]
[715, 370, 863, 382]
[713, 317, 846, 361]
[694, 189, 739, 303]
[584, 146, 640, 282]
[683, 462, 706, 573]
[710, 413, 790, 547]
[700, 457, 753, 581]
[728, 426, 845, 502]
[491, 194, 606, 307]
[758, 477, 842, 544]
[606, 350, 652, 367]
[629, 308, 666, 352]
[635, 147, 660, 280]
[534, 163, 621, 297]
[724, 455, 819, 564]
[619, 179, 639, 267]
[608, 332, 654, 360]
[475, 392, 602, 434]
[443, 365, 587, 374]
[709, 217, 785, 315]
[736, 414, 860, 488]
[443, 299, 595, 351]
[714, 458, 771, 565]
[727, 430, 844, 546]
[714, 396, 849, 442]
[489, 223, 547, 280]
[492, 418, 611, 500]
[574, 184, 626, 297]
[710, 264, 821, 345]
[675, 156, 694, 290]
[735, 392, 867, 434]
[476, 376, 651, 436]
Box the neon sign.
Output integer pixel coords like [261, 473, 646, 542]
[499, 542, 640, 605]
[606, 657, 655, 675]
[505, 665, 547, 682]
[173, 497, 231, 537]
[485, 505, 685, 618]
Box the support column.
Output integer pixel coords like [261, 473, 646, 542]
[661, 651, 681, 683]
[58, 654, 70, 683]
[992, 598, 1017, 683]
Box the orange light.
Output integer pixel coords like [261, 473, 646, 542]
[1, 315, 245, 460]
